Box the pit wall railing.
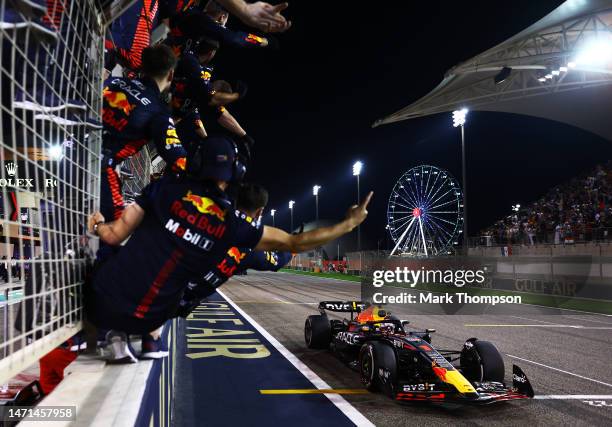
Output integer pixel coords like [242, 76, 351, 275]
[0, 0, 105, 385]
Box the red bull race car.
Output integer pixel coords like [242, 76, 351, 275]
[304, 301, 534, 404]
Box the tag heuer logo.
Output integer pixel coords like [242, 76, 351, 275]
[5, 162, 16, 177]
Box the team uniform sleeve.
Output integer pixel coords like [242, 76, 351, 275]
[180, 12, 268, 49]
[231, 211, 264, 249]
[239, 250, 293, 272]
[134, 180, 157, 211]
[147, 111, 188, 172]
[180, 54, 214, 112]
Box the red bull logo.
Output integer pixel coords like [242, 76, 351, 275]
[174, 157, 186, 171]
[182, 191, 226, 221]
[432, 365, 448, 381]
[227, 247, 246, 264]
[103, 87, 135, 116]
[245, 34, 264, 45]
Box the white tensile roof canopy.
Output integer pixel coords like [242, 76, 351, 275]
[374, 0, 612, 141]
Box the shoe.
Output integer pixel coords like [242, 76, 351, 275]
[140, 334, 169, 360]
[12, 0, 47, 17]
[105, 330, 138, 364]
[14, 89, 85, 113]
[0, 8, 57, 44]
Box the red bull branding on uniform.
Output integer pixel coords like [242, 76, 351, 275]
[104, 88, 136, 115]
[182, 191, 227, 221]
[171, 198, 226, 238]
[165, 218, 214, 250]
[227, 247, 246, 263]
[217, 247, 247, 277]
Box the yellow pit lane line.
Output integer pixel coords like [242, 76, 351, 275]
[260, 389, 369, 395]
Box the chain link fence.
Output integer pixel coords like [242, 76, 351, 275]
[0, 0, 105, 384]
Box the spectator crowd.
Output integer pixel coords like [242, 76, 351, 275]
[479, 162, 612, 246]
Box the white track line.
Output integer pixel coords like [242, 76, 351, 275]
[535, 395, 612, 400]
[507, 354, 612, 388]
[217, 289, 374, 427]
[563, 316, 612, 325]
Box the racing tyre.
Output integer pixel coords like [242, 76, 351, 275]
[359, 342, 397, 397]
[304, 315, 331, 349]
[460, 339, 505, 383]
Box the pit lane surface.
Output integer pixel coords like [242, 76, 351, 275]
[220, 271, 612, 426]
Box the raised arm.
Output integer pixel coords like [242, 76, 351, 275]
[255, 192, 373, 252]
[216, 1, 291, 33]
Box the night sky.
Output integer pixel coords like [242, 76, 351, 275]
[214, 0, 612, 250]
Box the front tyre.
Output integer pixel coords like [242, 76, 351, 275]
[359, 342, 397, 397]
[460, 339, 505, 383]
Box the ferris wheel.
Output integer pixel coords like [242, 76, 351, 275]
[387, 165, 463, 257]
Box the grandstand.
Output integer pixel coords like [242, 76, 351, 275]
[476, 162, 612, 246]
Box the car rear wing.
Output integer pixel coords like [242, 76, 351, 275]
[318, 301, 367, 319]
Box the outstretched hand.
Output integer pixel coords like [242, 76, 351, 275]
[345, 191, 373, 230]
[243, 2, 291, 33]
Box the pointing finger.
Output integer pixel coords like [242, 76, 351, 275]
[361, 191, 374, 208]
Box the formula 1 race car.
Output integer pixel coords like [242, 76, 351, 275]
[304, 301, 534, 404]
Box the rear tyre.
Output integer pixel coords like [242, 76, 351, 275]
[359, 341, 397, 397]
[304, 315, 331, 349]
[460, 339, 505, 383]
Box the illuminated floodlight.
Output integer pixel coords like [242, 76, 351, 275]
[452, 108, 468, 127]
[49, 144, 63, 160]
[559, 66, 568, 72]
[567, 61, 576, 68]
[538, 77, 546, 82]
[545, 74, 553, 79]
[289, 200, 295, 209]
[352, 161, 363, 176]
[270, 209, 276, 217]
[312, 185, 321, 196]
[552, 70, 560, 76]
[575, 36, 612, 67]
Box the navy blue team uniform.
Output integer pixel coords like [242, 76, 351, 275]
[105, 0, 160, 72]
[177, 247, 293, 317]
[165, 2, 270, 52]
[101, 77, 187, 222]
[170, 53, 216, 150]
[87, 173, 263, 334]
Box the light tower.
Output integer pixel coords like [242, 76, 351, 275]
[452, 108, 468, 253]
[312, 185, 321, 222]
[288, 200, 295, 232]
[353, 161, 363, 250]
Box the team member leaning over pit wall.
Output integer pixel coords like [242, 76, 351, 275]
[176, 183, 293, 318]
[86, 136, 373, 362]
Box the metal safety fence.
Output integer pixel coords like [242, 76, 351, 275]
[0, 0, 105, 385]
